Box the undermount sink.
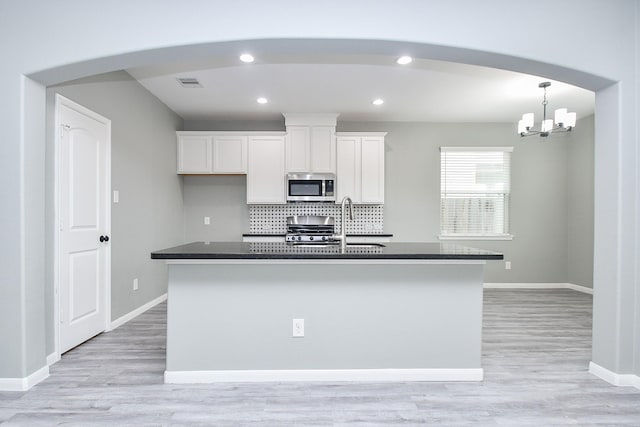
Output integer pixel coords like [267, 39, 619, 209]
[290, 242, 386, 249]
[345, 243, 386, 248]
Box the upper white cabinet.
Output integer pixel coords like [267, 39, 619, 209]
[309, 126, 336, 173]
[176, 132, 247, 174]
[285, 126, 310, 172]
[247, 135, 287, 204]
[212, 135, 247, 173]
[177, 134, 211, 174]
[284, 114, 337, 174]
[336, 132, 386, 204]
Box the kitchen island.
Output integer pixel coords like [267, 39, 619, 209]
[151, 242, 502, 383]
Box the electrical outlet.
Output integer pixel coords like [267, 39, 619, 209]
[133, 278, 139, 291]
[505, 261, 512, 270]
[204, 216, 210, 225]
[292, 319, 304, 337]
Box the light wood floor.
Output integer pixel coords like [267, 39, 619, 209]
[1, 289, 639, 426]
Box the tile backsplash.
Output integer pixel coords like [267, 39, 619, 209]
[249, 204, 384, 234]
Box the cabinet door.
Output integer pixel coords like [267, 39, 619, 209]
[361, 136, 385, 203]
[336, 136, 361, 203]
[247, 136, 286, 204]
[310, 126, 336, 173]
[177, 135, 211, 173]
[285, 126, 310, 172]
[213, 135, 247, 173]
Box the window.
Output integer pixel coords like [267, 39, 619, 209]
[440, 147, 513, 240]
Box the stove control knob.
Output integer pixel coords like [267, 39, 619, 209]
[322, 236, 327, 241]
[297, 236, 302, 241]
[309, 236, 314, 241]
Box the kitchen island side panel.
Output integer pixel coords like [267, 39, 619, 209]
[166, 263, 483, 372]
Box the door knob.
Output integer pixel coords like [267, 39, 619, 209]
[99, 235, 110, 243]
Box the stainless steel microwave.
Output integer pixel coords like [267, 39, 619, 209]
[286, 173, 336, 202]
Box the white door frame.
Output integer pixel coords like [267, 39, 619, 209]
[53, 94, 112, 362]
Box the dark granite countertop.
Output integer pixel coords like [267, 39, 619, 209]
[242, 233, 394, 237]
[151, 241, 502, 260]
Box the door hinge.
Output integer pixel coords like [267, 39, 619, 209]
[59, 309, 63, 324]
[59, 219, 64, 231]
[60, 123, 70, 137]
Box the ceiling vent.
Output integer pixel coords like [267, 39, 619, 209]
[176, 77, 202, 88]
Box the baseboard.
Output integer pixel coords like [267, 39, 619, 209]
[165, 368, 483, 384]
[109, 293, 167, 331]
[46, 352, 60, 366]
[589, 362, 640, 390]
[0, 365, 49, 392]
[484, 283, 593, 295]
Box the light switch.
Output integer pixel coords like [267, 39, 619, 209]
[292, 319, 304, 337]
[113, 190, 119, 203]
[204, 216, 210, 225]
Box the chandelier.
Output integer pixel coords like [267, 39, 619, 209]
[517, 82, 576, 138]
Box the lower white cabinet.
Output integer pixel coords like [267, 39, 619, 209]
[247, 135, 286, 204]
[336, 132, 386, 204]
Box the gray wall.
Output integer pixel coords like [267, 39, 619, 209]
[183, 176, 250, 242]
[46, 71, 184, 355]
[567, 117, 595, 288]
[340, 119, 594, 286]
[184, 118, 594, 286]
[185, 119, 285, 132]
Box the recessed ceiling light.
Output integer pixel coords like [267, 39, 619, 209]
[396, 56, 413, 65]
[240, 53, 255, 63]
[372, 99, 384, 106]
[257, 97, 268, 104]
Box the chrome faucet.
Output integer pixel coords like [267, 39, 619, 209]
[338, 196, 354, 251]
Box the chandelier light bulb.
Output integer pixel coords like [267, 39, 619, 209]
[541, 119, 554, 133]
[256, 97, 268, 104]
[517, 120, 527, 135]
[522, 113, 534, 129]
[396, 56, 413, 65]
[554, 108, 568, 126]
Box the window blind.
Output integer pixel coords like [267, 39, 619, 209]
[440, 147, 513, 237]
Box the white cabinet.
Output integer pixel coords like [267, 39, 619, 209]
[284, 114, 338, 174]
[212, 135, 247, 173]
[309, 126, 336, 173]
[177, 135, 211, 174]
[285, 125, 336, 173]
[336, 132, 386, 204]
[247, 135, 286, 204]
[176, 132, 247, 174]
[285, 126, 310, 172]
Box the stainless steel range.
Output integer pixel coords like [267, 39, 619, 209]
[285, 215, 339, 244]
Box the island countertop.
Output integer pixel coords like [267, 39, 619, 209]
[151, 241, 503, 260]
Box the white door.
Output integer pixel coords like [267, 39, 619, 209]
[57, 95, 111, 354]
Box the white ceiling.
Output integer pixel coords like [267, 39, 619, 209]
[127, 53, 595, 124]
